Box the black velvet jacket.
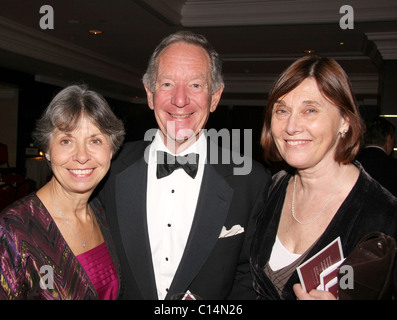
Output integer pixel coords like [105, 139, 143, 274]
[250, 162, 397, 300]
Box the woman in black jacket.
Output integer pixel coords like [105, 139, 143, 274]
[251, 55, 397, 300]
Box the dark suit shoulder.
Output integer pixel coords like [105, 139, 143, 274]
[111, 140, 149, 171]
[234, 154, 270, 180]
[251, 158, 270, 177]
[116, 140, 148, 160]
[94, 140, 149, 197]
[216, 155, 271, 201]
[210, 139, 269, 178]
[356, 148, 397, 197]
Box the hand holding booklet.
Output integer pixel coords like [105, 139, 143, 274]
[296, 237, 344, 297]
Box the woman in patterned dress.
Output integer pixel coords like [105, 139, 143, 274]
[0, 85, 125, 299]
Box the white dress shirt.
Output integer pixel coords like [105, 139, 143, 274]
[147, 130, 206, 299]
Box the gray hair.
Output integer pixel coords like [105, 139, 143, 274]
[142, 31, 224, 94]
[32, 85, 125, 155]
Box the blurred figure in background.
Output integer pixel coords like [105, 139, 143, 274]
[356, 116, 397, 197]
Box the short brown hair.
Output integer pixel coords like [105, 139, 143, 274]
[261, 55, 364, 164]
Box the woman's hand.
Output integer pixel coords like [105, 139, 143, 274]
[293, 284, 337, 300]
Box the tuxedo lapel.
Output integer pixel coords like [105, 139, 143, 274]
[115, 156, 158, 299]
[166, 163, 234, 299]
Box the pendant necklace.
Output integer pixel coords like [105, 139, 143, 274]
[49, 181, 94, 247]
[291, 165, 347, 225]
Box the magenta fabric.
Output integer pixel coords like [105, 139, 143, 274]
[77, 242, 119, 300]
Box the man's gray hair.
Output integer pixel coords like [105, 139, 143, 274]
[142, 31, 224, 94]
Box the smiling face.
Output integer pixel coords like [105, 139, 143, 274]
[145, 42, 223, 152]
[47, 115, 113, 195]
[271, 78, 349, 170]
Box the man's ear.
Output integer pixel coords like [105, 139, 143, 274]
[210, 86, 224, 113]
[144, 86, 154, 110]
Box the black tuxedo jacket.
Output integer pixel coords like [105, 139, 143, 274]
[356, 147, 397, 197]
[96, 139, 271, 300]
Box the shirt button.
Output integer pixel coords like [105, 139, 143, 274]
[171, 189, 175, 193]
[165, 257, 169, 261]
[167, 223, 171, 227]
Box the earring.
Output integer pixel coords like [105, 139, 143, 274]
[340, 129, 348, 139]
[45, 154, 50, 161]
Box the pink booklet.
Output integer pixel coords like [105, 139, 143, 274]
[297, 237, 344, 295]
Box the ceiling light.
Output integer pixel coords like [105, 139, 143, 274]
[89, 30, 103, 35]
[304, 50, 316, 54]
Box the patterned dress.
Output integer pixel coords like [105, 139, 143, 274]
[0, 193, 121, 300]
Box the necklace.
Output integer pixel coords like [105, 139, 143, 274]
[291, 165, 347, 225]
[49, 182, 94, 247]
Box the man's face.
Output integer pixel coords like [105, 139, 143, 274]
[145, 42, 223, 153]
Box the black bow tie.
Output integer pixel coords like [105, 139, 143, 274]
[156, 151, 199, 179]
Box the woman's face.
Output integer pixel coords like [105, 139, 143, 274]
[271, 78, 349, 170]
[47, 115, 113, 195]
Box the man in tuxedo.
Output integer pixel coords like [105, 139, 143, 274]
[97, 31, 271, 300]
[356, 117, 397, 197]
